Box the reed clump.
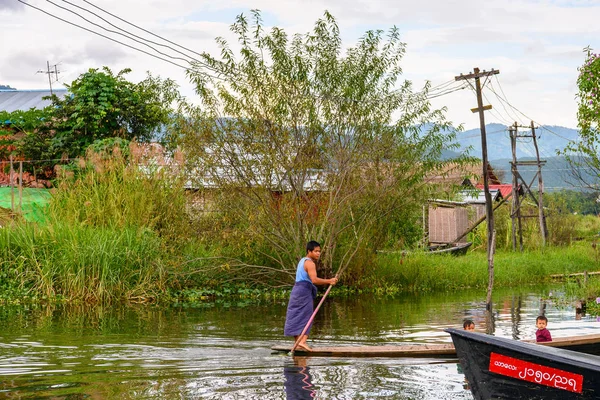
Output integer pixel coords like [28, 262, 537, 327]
[0, 143, 189, 303]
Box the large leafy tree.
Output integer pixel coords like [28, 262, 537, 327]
[562, 48, 600, 189]
[179, 11, 467, 284]
[17, 67, 181, 163]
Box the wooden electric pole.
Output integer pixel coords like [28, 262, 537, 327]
[456, 67, 499, 312]
[509, 121, 548, 249]
[510, 123, 523, 251]
[531, 121, 549, 245]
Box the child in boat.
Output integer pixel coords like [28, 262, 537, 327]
[535, 315, 552, 342]
[463, 319, 475, 331]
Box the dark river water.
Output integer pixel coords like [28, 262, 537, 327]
[0, 285, 598, 399]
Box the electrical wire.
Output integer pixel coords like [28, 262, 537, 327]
[56, 0, 220, 74]
[490, 76, 525, 124]
[81, 0, 207, 61]
[489, 76, 577, 144]
[17, 0, 208, 76]
[45, 0, 198, 67]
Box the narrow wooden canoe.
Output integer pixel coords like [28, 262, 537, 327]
[271, 343, 456, 357]
[271, 333, 600, 358]
[447, 328, 600, 399]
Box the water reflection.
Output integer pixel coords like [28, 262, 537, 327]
[284, 357, 315, 399]
[0, 285, 597, 399]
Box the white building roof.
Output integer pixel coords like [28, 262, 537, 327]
[0, 89, 68, 112]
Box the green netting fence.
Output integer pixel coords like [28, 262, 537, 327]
[0, 187, 51, 223]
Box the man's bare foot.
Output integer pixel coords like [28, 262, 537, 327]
[297, 343, 312, 352]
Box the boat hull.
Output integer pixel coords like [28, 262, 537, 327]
[447, 328, 600, 399]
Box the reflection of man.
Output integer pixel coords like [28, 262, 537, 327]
[283, 357, 316, 399]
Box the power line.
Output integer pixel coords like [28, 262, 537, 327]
[490, 76, 525, 124]
[427, 84, 469, 99]
[45, 0, 198, 67]
[479, 87, 514, 126]
[463, 83, 512, 126]
[488, 77, 577, 144]
[18, 0, 499, 115]
[81, 0, 207, 61]
[18, 0, 198, 74]
[408, 78, 459, 96]
[488, 86, 525, 125]
[53, 0, 220, 74]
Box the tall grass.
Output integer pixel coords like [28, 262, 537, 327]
[364, 242, 599, 293]
[0, 223, 164, 302]
[0, 144, 190, 303]
[49, 144, 191, 245]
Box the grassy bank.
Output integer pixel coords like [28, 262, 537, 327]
[2, 148, 600, 305]
[361, 243, 599, 293]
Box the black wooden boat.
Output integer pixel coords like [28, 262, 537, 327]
[447, 328, 600, 399]
[428, 241, 472, 255]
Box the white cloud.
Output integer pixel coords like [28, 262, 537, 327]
[2, 0, 598, 129]
[0, 0, 25, 11]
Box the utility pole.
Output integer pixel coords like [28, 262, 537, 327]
[531, 121, 548, 245]
[37, 61, 60, 95]
[456, 67, 499, 313]
[509, 123, 524, 251]
[509, 121, 548, 249]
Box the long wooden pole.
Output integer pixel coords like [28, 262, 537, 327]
[456, 67, 499, 311]
[289, 283, 334, 356]
[530, 121, 548, 245]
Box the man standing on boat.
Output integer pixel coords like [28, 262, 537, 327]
[284, 241, 338, 351]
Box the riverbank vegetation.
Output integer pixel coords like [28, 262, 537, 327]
[2, 13, 600, 309]
[2, 152, 600, 304]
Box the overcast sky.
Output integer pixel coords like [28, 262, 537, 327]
[1, 0, 599, 130]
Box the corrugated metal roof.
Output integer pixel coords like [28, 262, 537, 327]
[0, 89, 68, 112]
[458, 189, 502, 204]
[475, 184, 514, 199]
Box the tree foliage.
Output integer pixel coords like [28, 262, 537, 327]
[562, 48, 600, 189]
[2, 67, 181, 170]
[178, 11, 468, 284]
[53, 67, 180, 144]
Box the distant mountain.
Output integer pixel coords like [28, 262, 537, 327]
[489, 156, 599, 192]
[440, 149, 462, 160]
[456, 124, 579, 161]
[447, 124, 598, 191]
